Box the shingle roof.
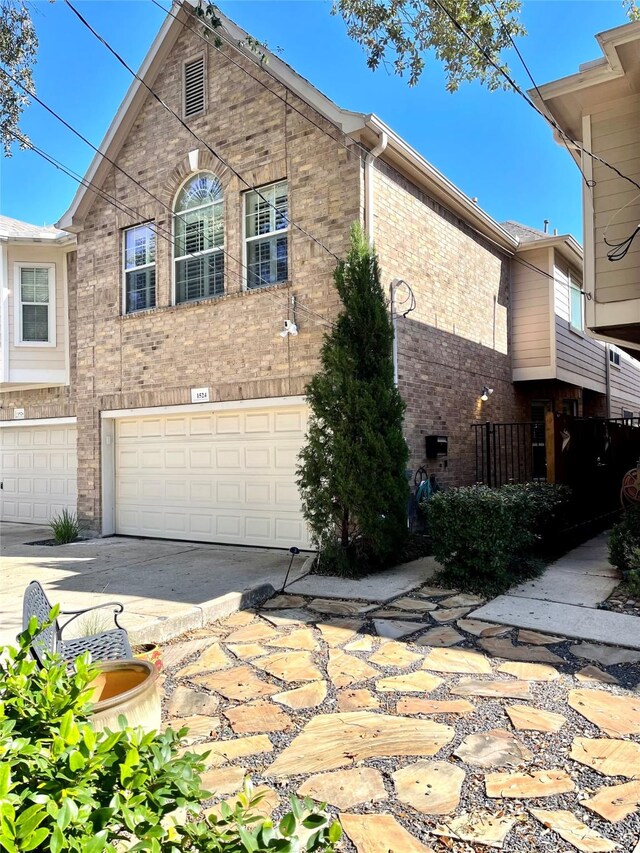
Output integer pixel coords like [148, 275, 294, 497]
[501, 220, 549, 243]
[0, 215, 68, 241]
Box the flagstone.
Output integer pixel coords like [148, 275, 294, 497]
[206, 785, 279, 820]
[518, 629, 564, 645]
[200, 765, 247, 798]
[340, 813, 435, 853]
[220, 611, 256, 629]
[451, 679, 531, 699]
[260, 609, 317, 627]
[298, 768, 387, 810]
[252, 651, 324, 683]
[167, 685, 219, 718]
[336, 688, 379, 711]
[308, 598, 375, 616]
[485, 769, 575, 798]
[226, 643, 269, 660]
[387, 596, 438, 612]
[431, 607, 473, 623]
[497, 661, 559, 681]
[272, 679, 327, 710]
[317, 620, 363, 647]
[456, 618, 508, 637]
[480, 638, 563, 664]
[373, 619, 425, 639]
[368, 640, 423, 668]
[162, 638, 213, 669]
[568, 689, 640, 737]
[570, 738, 640, 778]
[422, 647, 492, 674]
[345, 634, 376, 652]
[415, 626, 464, 647]
[224, 622, 281, 644]
[432, 811, 516, 849]
[175, 643, 231, 678]
[201, 735, 273, 766]
[570, 642, 640, 666]
[327, 649, 379, 688]
[576, 666, 619, 685]
[265, 627, 318, 651]
[376, 671, 442, 693]
[506, 704, 567, 733]
[440, 593, 486, 608]
[454, 728, 532, 768]
[393, 760, 465, 814]
[266, 711, 455, 776]
[417, 585, 459, 597]
[373, 608, 430, 619]
[190, 665, 278, 701]
[172, 714, 220, 743]
[397, 698, 475, 716]
[530, 808, 618, 852]
[584, 781, 640, 823]
[224, 701, 293, 734]
[262, 594, 307, 609]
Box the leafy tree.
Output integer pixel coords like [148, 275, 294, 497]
[297, 224, 409, 574]
[0, 0, 37, 157]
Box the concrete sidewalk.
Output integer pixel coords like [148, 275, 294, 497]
[0, 523, 308, 648]
[471, 532, 640, 649]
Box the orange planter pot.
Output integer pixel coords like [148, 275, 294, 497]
[134, 643, 163, 672]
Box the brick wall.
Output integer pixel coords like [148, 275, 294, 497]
[69, 23, 362, 529]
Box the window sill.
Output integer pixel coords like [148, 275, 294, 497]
[567, 324, 585, 339]
[610, 361, 621, 371]
[119, 281, 292, 319]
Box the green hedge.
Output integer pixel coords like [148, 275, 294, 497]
[609, 504, 640, 575]
[424, 482, 569, 594]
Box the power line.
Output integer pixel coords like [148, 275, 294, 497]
[11, 129, 334, 328]
[63, 0, 342, 264]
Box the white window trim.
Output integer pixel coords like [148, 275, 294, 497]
[609, 346, 621, 369]
[242, 181, 289, 291]
[14, 262, 56, 348]
[171, 173, 225, 306]
[568, 274, 584, 333]
[182, 52, 207, 120]
[122, 223, 157, 314]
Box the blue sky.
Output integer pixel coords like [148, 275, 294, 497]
[1, 1, 629, 240]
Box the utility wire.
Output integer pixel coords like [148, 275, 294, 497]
[11, 129, 334, 328]
[63, 0, 342, 264]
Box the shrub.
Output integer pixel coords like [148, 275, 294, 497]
[609, 504, 640, 575]
[425, 482, 569, 594]
[49, 508, 80, 544]
[0, 615, 341, 852]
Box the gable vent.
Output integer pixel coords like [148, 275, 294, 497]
[184, 57, 205, 118]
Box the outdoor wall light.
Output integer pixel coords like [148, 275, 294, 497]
[480, 386, 494, 402]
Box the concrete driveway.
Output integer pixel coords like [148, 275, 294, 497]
[0, 523, 308, 648]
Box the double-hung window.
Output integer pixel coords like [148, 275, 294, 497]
[569, 274, 583, 332]
[16, 264, 54, 345]
[174, 172, 224, 304]
[124, 224, 156, 313]
[244, 180, 288, 289]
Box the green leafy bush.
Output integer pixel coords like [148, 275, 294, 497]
[0, 615, 341, 852]
[425, 482, 569, 594]
[49, 509, 80, 544]
[609, 504, 640, 575]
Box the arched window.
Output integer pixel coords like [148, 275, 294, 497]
[174, 172, 224, 303]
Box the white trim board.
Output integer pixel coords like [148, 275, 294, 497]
[0, 416, 77, 428]
[101, 395, 307, 420]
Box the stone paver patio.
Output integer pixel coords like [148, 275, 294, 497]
[159, 582, 640, 852]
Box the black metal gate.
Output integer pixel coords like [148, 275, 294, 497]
[473, 421, 547, 487]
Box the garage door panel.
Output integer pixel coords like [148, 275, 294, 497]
[115, 406, 310, 548]
[0, 424, 77, 524]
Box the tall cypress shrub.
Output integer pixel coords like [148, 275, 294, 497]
[297, 224, 409, 574]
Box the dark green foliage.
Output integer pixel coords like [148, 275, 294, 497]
[0, 616, 341, 852]
[297, 224, 409, 575]
[425, 483, 569, 594]
[609, 504, 640, 575]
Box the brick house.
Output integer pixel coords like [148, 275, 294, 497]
[2, 1, 640, 547]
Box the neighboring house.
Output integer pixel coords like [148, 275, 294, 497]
[3, 1, 640, 547]
[532, 20, 640, 357]
[0, 217, 77, 524]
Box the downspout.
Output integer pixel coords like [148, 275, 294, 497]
[390, 279, 402, 387]
[605, 342, 612, 418]
[364, 130, 388, 246]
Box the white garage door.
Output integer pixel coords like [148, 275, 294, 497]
[0, 423, 77, 524]
[114, 404, 311, 548]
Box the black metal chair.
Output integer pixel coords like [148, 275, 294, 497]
[22, 580, 132, 667]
